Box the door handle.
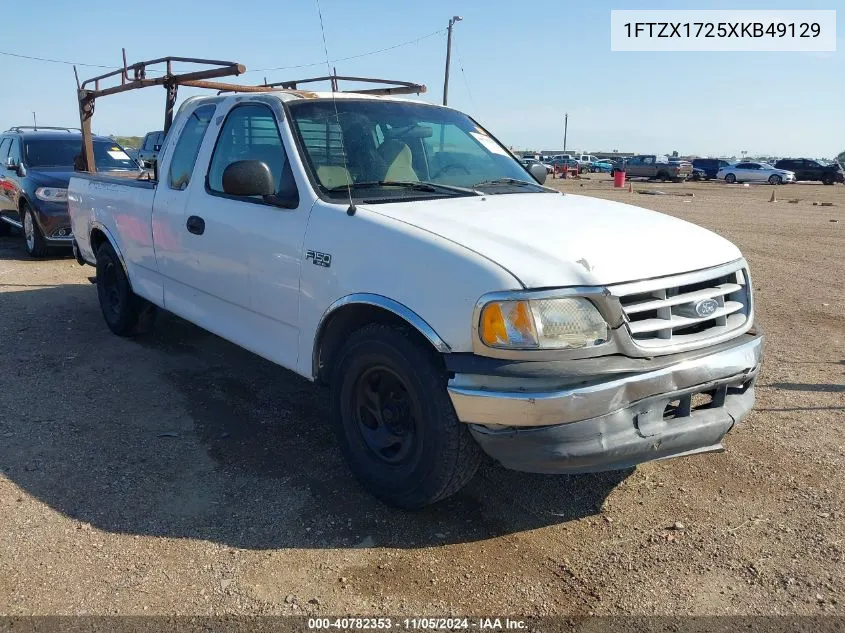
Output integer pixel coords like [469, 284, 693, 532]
[186, 215, 205, 235]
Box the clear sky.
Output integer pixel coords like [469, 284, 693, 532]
[0, 0, 841, 158]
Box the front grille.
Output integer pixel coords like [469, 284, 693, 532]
[612, 262, 751, 350]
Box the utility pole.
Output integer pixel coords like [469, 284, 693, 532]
[443, 15, 463, 106]
[32, 112, 37, 130]
[563, 113, 568, 153]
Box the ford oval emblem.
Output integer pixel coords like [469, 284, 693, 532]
[694, 298, 719, 317]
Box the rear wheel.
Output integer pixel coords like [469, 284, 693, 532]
[331, 324, 482, 509]
[22, 205, 47, 258]
[822, 174, 835, 185]
[95, 241, 157, 336]
[725, 173, 737, 184]
[768, 174, 783, 185]
[0, 220, 9, 237]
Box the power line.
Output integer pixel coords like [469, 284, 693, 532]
[0, 29, 447, 78]
[0, 50, 115, 69]
[247, 28, 445, 73]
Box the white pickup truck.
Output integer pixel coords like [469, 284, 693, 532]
[69, 89, 762, 508]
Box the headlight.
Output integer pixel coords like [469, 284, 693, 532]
[35, 187, 68, 202]
[479, 297, 609, 349]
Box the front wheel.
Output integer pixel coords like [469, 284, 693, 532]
[768, 174, 783, 185]
[332, 324, 482, 509]
[22, 205, 47, 258]
[725, 173, 737, 184]
[95, 241, 157, 336]
[822, 174, 835, 185]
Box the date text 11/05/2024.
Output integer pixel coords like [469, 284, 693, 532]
[307, 618, 528, 630]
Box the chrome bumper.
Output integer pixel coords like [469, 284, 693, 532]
[448, 334, 762, 428]
[448, 334, 762, 474]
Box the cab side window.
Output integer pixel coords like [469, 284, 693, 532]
[0, 138, 11, 164]
[168, 104, 216, 191]
[8, 139, 21, 166]
[207, 103, 298, 206]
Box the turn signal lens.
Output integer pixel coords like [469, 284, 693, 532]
[479, 297, 609, 350]
[480, 300, 538, 348]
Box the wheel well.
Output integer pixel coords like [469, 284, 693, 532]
[314, 304, 443, 384]
[90, 228, 108, 256]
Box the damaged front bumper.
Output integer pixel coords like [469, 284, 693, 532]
[446, 332, 762, 474]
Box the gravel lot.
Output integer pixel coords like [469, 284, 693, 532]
[1, 176, 843, 616]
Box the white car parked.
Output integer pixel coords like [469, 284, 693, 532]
[69, 84, 762, 508]
[717, 162, 796, 185]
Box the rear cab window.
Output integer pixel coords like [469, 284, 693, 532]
[168, 105, 216, 190]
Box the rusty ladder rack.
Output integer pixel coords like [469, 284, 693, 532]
[75, 51, 427, 173]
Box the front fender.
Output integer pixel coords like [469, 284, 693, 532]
[312, 293, 450, 376]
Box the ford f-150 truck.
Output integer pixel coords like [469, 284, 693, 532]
[68, 68, 761, 509]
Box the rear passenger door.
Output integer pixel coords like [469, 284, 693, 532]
[152, 103, 217, 285]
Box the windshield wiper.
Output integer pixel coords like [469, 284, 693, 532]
[327, 180, 480, 196]
[471, 177, 556, 192]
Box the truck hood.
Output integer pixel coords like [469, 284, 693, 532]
[361, 192, 742, 288]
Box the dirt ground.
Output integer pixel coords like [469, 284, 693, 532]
[0, 175, 843, 617]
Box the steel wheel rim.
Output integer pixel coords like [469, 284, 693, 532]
[23, 212, 34, 250]
[102, 261, 121, 320]
[352, 365, 418, 464]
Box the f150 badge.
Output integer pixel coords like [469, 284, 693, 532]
[306, 250, 332, 268]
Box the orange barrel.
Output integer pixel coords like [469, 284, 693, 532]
[613, 169, 626, 188]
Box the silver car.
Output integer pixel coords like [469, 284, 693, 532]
[717, 162, 796, 185]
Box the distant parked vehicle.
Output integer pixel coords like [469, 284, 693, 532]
[590, 159, 614, 173]
[717, 162, 795, 185]
[688, 167, 707, 181]
[621, 155, 692, 182]
[773, 158, 844, 185]
[576, 154, 599, 168]
[0, 126, 141, 257]
[692, 158, 731, 180]
[520, 157, 553, 174]
[137, 130, 165, 167]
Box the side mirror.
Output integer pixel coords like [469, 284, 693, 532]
[5, 157, 16, 170]
[529, 163, 547, 184]
[222, 160, 275, 197]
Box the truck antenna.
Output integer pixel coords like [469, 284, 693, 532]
[314, 0, 356, 216]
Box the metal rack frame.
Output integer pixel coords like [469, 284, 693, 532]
[75, 51, 426, 172]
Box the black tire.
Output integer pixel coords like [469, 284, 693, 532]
[0, 220, 9, 237]
[768, 174, 782, 185]
[331, 323, 482, 509]
[22, 204, 47, 258]
[95, 241, 157, 336]
[725, 173, 736, 184]
[822, 174, 834, 185]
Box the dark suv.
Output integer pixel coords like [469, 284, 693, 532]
[691, 158, 731, 180]
[0, 127, 141, 257]
[773, 158, 844, 185]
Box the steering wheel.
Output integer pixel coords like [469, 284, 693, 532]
[431, 163, 471, 179]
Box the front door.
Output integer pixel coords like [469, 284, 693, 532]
[175, 100, 309, 369]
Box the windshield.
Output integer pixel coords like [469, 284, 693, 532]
[23, 139, 139, 171]
[287, 99, 549, 201]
